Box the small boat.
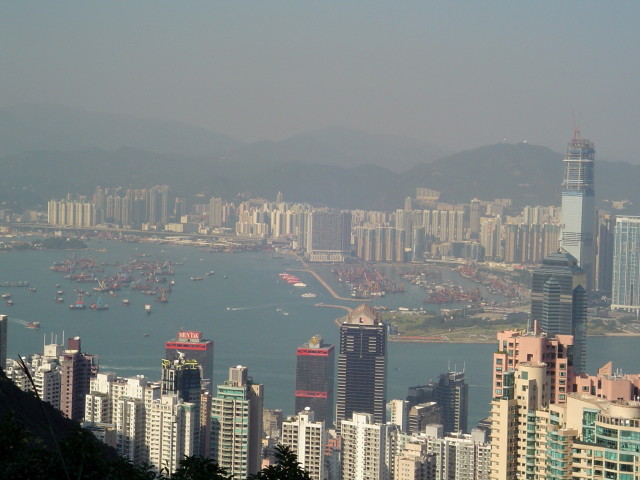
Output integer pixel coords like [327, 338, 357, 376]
[143, 333, 150, 337]
[144, 304, 152, 315]
[1, 294, 11, 299]
[223, 275, 228, 279]
[206, 271, 215, 276]
[190, 277, 203, 281]
[6, 299, 13, 306]
[157, 290, 168, 303]
[69, 302, 86, 310]
[90, 297, 108, 310]
[29, 287, 36, 293]
[57, 290, 64, 295]
[293, 282, 307, 288]
[121, 299, 130, 306]
[25, 321, 40, 329]
[55, 296, 64, 303]
[301, 292, 317, 298]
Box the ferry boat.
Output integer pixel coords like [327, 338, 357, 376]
[293, 282, 307, 288]
[25, 321, 40, 329]
[144, 304, 152, 315]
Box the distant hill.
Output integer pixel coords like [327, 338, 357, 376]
[402, 143, 564, 204]
[0, 104, 244, 157]
[229, 126, 446, 172]
[0, 139, 637, 212]
[0, 105, 445, 172]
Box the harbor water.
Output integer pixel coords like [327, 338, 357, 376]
[1, 238, 638, 429]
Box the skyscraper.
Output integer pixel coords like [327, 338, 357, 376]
[340, 412, 397, 480]
[281, 409, 327, 480]
[530, 252, 588, 373]
[161, 354, 204, 456]
[165, 330, 214, 385]
[435, 371, 468, 434]
[295, 335, 334, 425]
[0, 314, 7, 371]
[306, 210, 352, 262]
[336, 304, 387, 427]
[611, 215, 640, 313]
[561, 130, 595, 288]
[210, 366, 264, 478]
[60, 336, 98, 421]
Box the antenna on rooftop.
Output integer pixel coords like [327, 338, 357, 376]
[572, 110, 581, 140]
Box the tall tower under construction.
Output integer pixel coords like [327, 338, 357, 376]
[561, 129, 595, 289]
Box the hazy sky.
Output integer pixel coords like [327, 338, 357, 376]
[2, 1, 639, 160]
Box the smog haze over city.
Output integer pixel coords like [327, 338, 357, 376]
[4, 2, 640, 479]
[2, 1, 639, 162]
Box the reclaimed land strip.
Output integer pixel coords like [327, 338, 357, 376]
[288, 266, 365, 302]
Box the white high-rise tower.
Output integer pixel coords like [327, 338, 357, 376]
[561, 129, 595, 289]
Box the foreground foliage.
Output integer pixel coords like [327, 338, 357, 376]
[0, 412, 310, 480]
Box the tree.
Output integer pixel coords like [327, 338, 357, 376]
[169, 456, 232, 480]
[248, 445, 311, 480]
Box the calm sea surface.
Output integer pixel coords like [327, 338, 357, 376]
[2, 239, 638, 429]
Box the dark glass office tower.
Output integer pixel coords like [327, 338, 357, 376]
[295, 335, 334, 425]
[336, 304, 386, 428]
[435, 371, 468, 434]
[530, 251, 587, 373]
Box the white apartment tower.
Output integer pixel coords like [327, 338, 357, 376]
[341, 412, 397, 480]
[281, 408, 326, 480]
[146, 394, 197, 474]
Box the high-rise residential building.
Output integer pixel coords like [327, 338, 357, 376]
[295, 335, 334, 426]
[0, 314, 7, 371]
[394, 441, 436, 480]
[423, 425, 491, 480]
[208, 197, 223, 227]
[490, 357, 640, 480]
[336, 304, 387, 428]
[148, 185, 169, 226]
[210, 366, 264, 478]
[306, 210, 352, 262]
[146, 394, 197, 474]
[387, 399, 410, 432]
[340, 412, 397, 480]
[165, 330, 214, 385]
[493, 329, 575, 405]
[530, 251, 588, 373]
[85, 373, 161, 465]
[60, 337, 98, 421]
[281, 409, 326, 480]
[611, 215, 640, 312]
[561, 130, 596, 288]
[434, 371, 468, 434]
